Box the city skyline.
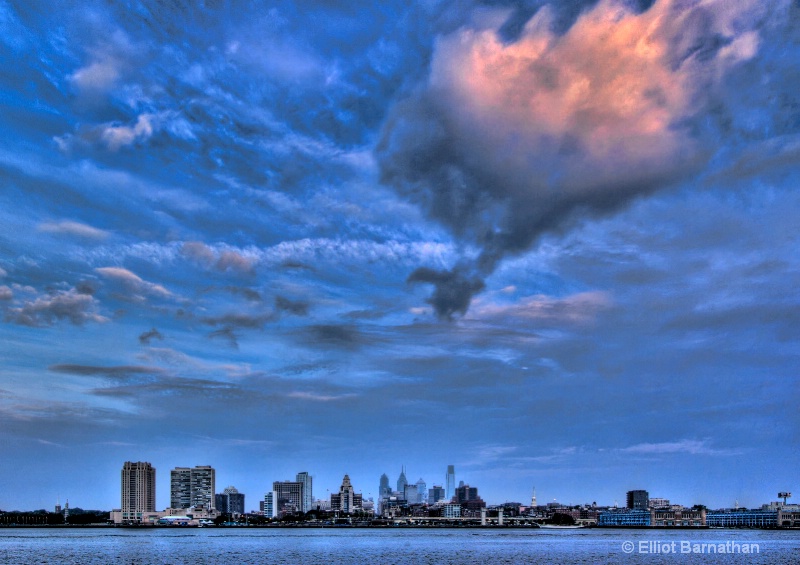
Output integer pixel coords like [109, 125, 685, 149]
[2, 1, 799, 512]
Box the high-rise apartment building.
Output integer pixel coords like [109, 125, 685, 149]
[121, 461, 156, 523]
[296, 472, 313, 513]
[263, 491, 278, 518]
[215, 485, 245, 514]
[170, 466, 216, 509]
[446, 465, 455, 500]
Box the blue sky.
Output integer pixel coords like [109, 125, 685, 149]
[1, 0, 798, 512]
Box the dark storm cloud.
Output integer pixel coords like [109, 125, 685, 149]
[138, 327, 164, 345]
[407, 267, 485, 320]
[48, 364, 164, 377]
[377, 0, 796, 318]
[201, 311, 277, 329]
[274, 295, 310, 316]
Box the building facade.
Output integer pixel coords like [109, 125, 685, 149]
[330, 474, 363, 514]
[216, 485, 245, 514]
[170, 466, 216, 509]
[263, 491, 278, 518]
[446, 465, 455, 501]
[273, 481, 304, 516]
[627, 490, 649, 510]
[296, 472, 313, 513]
[121, 461, 156, 524]
[428, 485, 446, 505]
[396, 466, 408, 494]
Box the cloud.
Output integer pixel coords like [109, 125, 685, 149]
[0, 285, 11, 300]
[275, 295, 310, 316]
[48, 364, 164, 377]
[37, 220, 110, 240]
[472, 291, 613, 325]
[182, 242, 256, 275]
[286, 391, 358, 402]
[100, 113, 157, 151]
[208, 327, 239, 350]
[138, 327, 164, 345]
[95, 267, 171, 298]
[618, 439, 742, 456]
[407, 267, 485, 320]
[70, 58, 122, 92]
[377, 0, 775, 317]
[5, 288, 107, 327]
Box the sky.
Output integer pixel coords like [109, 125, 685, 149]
[1, 0, 798, 512]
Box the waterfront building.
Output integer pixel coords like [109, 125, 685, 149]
[627, 490, 649, 510]
[443, 503, 461, 518]
[296, 472, 313, 513]
[272, 481, 304, 516]
[598, 509, 651, 526]
[649, 497, 670, 509]
[397, 466, 408, 494]
[650, 508, 705, 526]
[215, 486, 245, 514]
[330, 474, 363, 514]
[428, 485, 446, 505]
[446, 465, 455, 500]
[170, 466, 216, 509]
[706, 510, 777, 528]
[121, 461, 156, 524]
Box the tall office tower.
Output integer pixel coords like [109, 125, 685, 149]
[627, 490, 649, 510]
[531, 487, 537, 508]
[171, 466, 216, 509]
[121, 461, 156, 523]
[445, 465, 455, 500]
[404, 484, 418, 504]
[273, 481, 304, 516]
[216, 486, 245, 514]
[296, 472, 313, 513]
[414, 478, 426, 503]
[396, 466, 408, 493]
[330, 474, 362, 513]
[379, 473, 391, 497]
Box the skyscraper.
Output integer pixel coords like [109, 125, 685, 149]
[414, 478, 427, 504]
[121, 461, 156, 524]
[296, 471, 313, 513]
[396, 466, 408, 493]
[379, 473, 390, 497]
[170, 465, 216, 509]
[445, 465, 455, 500]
